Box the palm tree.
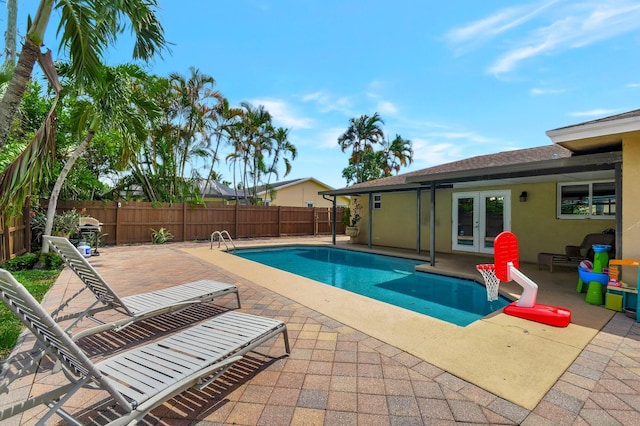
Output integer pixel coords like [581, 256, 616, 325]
[167, 67, 222, 188]
[381, 134, 413, 176]
[0, 0, 166, 149]
[202, 98, 243, 199]
[338, 113, 385, 184]
[0, 0, 166, 219]
[3, 0, 17, 71]
[235, 102, 274, 203]
[41, 64, 159, 250]
[264, 127, 296, 189]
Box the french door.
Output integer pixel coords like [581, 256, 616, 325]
[452, 191, 511, 254]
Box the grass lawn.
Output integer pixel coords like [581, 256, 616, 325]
[0, 269, 60, 360]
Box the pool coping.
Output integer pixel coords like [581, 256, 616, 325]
[184, 242, 614, 410]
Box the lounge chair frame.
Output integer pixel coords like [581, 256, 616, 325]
[0, 269, 289, 425]
[43, 235, 241, 338]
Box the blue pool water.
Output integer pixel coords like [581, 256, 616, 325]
[235, 246, 510, 326]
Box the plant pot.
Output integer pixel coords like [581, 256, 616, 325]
[345, 226, 359, 237]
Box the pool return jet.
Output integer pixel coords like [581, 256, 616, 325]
[477, 231, 571, 327]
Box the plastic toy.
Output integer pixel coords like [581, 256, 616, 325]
[480, 231, 571, 327]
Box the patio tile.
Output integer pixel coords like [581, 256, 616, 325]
[291, 407, 325, 425]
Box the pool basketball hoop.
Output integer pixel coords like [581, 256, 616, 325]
[479, 231, 571, 327]
[476, 264, 501, 301]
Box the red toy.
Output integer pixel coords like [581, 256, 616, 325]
[482, 232, 571, 327]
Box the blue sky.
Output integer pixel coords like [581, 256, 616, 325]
[17, 0, 640, 189]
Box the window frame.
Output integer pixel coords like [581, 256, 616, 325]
[557, 180, 615, 220]
[373, 194, 382, 209]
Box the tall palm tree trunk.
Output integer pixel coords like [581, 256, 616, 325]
[41, 131, 95, 254]
[0, 40, 40, 146]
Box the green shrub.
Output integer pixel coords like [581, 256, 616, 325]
[3, 253, 39, 271]
[151, 227, 173, 244]
[39, 252, 65, 270]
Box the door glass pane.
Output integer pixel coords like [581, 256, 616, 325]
[484, 196, 504, 248]
[457, 197, 474, 246]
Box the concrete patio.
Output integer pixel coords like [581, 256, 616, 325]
[1, 236, 640, 425]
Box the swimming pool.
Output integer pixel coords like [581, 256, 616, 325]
[235, 246, 510, 326]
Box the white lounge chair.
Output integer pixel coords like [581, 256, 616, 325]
[0, 269, 289, 425]
[43, 235, 241, 338]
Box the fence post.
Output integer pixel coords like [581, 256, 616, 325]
[115, 201, 122, 245]
[1, 219, 8, 263]
[234, 203, 239, 238]
[275, 206, 279, 237]
[23, 204, 31, 254]
[182, 202, 187, 242]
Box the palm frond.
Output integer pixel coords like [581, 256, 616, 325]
[0, 99, 57, 220]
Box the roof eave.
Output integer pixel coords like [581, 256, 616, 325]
[406, 151, 620, 184]
[546, 115, 640, 144]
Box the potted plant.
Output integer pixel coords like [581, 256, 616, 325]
[343, 199, 362, 237]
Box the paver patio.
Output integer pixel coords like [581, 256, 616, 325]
[1, 237, 639, 425]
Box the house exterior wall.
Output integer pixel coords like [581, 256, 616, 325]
[350, 181, 615, 264]
[266, 180, 350, 208]
[622, 138, 640, 259]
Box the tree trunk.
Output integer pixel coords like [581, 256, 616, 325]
[4, 0, 18, 69]
[41, 131, 95, 255]
[0, 39, 40, 148]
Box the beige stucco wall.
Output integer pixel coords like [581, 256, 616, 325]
[350, 182, 614, 264]
[266, 181, 350, 208]
[622, 138, 640, 259]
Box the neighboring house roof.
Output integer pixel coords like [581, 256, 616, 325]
[320, 143, 621, 196]
[196, 179, 243, 199]
[253, 177, 338, 195]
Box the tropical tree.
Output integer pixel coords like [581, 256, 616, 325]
[200, 97, 243, 199]
[341, 149, 385, 185]
[0, 0, 166, 149]
[230, 102, 274, 202]
[0, 0, 166, 221]
[168, 67, 222, 184]
[3, 0, 18, 71]
[338, 112, 385, 184]
[129, 68, 223, 203]
[263, 127, 297, 190]
[40, 63, 160, 250]
[380, 134, 413, 176]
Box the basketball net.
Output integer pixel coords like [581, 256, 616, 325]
[476, 264, 501, 301]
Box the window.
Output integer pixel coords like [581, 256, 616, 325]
[558, 181, 615, 219]
[373, 194, 382, 209]
[306, 201, 314, 208]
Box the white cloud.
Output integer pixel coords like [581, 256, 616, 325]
[530, 87, 565, 95]
[410, 140, 464, 167]
[627, 83, 640, 88]
[300, 91, 353, 115]
[445, 0, 560, 54]
[377, 101, 397, 115]
[318, 127, 347, 149]
[249, 98, 314, 129]
[569, 109, 617, 117]
[446, 1, 640, 75]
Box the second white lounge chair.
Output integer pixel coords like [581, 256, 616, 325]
[43, 235, 241, 338]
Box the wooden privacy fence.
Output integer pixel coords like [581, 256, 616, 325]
[46, 200, 347, 246]
[0, 207, 30, 265]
